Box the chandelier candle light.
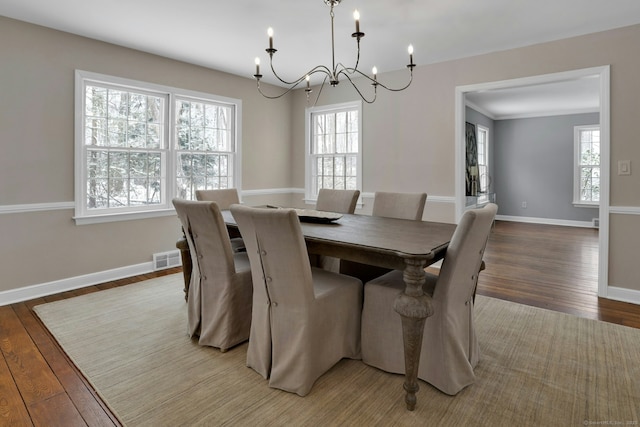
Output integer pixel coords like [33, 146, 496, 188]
[253, 0, 415, 104]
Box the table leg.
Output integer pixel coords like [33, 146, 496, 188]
[176, 236, 192, 302]
[393, 258, 433, 411]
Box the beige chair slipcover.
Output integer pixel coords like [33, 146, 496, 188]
[371, 191, 427, 220]
[172, 199, 253, 352]
[360, 203, 498, 395]
[195, 188, 240, 208]
[314, 189, 360, 272]
[340, 191, 428, 282]
[315, 188, 360, 214]
[230, 204, 363, 396]
[195, 188, 245, 252]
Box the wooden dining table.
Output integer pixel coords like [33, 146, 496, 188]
[178, 208, 456, 410]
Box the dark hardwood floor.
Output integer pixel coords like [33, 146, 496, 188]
[2, 221, 640, 426]
[476, 221, 640, 328]
[0, 269, 180, 427]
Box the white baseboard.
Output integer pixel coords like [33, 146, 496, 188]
[496, 214, 594, 228]
[605, 286, 640, 306]
[0, 262, 155, 306]
[3, 252, 637, 308]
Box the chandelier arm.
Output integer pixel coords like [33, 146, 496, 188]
[268, 60, 308, 86]
[374, 69, 414, 92]
[352, 39, 361, 71]
[336, 66, 414, 92]
[334, 62, 357, 75]
[370, 67, 413, 92]
[332, 38, 361, 76]
[255, 79, 305, 99]
[269, 57, 334, 86]
[311, 74, 330, 106]
[257, 67, 336, 101]
[335, 70, 377, 104]
[307, 65, 334, 78]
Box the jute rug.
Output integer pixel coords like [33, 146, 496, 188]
[34, 274, 639, 426]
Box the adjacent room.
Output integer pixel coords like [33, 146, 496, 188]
[2, 1, 640, 425]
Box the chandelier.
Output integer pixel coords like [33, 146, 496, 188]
[253, 0, 415, 104]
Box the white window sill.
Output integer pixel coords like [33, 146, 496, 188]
[73, 208, 176, 225]
[572, 202, 599, 208]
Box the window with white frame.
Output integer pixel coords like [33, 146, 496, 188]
[75, 71, 241, 224]
[574, 125, 600, 205]
[175, 97, 236, 200]
[476, 125, 489, 193]
[305, 101, 362, 202]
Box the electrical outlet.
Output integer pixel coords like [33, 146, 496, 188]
[522, 201, 527, 208]
[618, 160, 631, 175]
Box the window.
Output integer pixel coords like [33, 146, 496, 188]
[305, 101, 362, 202]
[574, 125, 600, 206]
[175, 98, 236, 200]
[476, 125, 489, 193]
[75, 71, 241, 224]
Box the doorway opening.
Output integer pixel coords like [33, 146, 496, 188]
[454, 66, 610, 297]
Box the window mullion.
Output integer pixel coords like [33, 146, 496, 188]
[166, 92, 176, 205]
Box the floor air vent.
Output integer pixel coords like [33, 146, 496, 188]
[153, 250, 181, 271]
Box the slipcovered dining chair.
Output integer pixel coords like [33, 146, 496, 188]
[360, 203, 497, 395]
[315, 188, 360, 214]
[314, 189, 360, 272]
[195, 188, 245, 252]
[172, 199, 253, 352]
[340, 191, 428, 281]
[176, 188, 245, 299]
[371, 191, 427, 220]
[230, 204, 363, 396]
[195, 188, 240, 208]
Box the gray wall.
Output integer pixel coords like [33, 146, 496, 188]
[493, 113, 600, 222]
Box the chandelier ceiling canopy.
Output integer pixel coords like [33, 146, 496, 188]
[253, 0, 415, 104]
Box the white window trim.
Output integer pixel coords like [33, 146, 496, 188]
[476, 124, 489, 193]
[573, 124, 600, 207]
[74, 70, 242, 225]
[304, 101, 363, 204]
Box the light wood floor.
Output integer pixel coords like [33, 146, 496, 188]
[2, 221, 640, 426]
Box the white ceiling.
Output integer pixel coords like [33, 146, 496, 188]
[465, 75, 602, 120]
[2, 0, 640, 116]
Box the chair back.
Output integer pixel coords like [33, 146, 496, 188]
[316, 189, 360, 214]
[232, 204, 363, 396]
[173, 198, 253, 351]
[232, 205, 315, 306]
[195, 188, 240, 209]
[172, 199, 236, 280]
[434, 203, 497, 307]
[372, 191, 427, 220]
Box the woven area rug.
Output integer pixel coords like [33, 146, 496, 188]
[34, 274, 640, 426]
